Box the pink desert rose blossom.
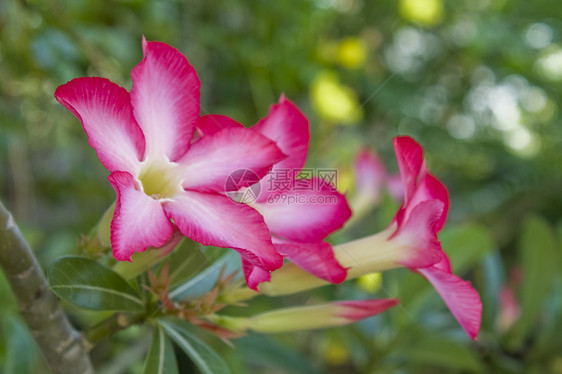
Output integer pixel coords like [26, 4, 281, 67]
[197, 97, 352, 289]
[55, 38, 286, 273]
[388, 136, 482, 339]
[250, 136, 482, 339]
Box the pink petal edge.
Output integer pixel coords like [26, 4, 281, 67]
[419, 265, 482, 340]
[54, 77, 145, 174]
[254, 177, 352, 242]
[253, 95, 310, 174]
[274, 239, 348, 284]
[162, 190, 283, 271]
[242, 259, 271, 291]
[178, 127, 286, 193]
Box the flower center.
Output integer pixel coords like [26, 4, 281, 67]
[138, 159, 181, 199]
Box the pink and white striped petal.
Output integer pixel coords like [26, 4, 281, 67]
[196, 114, 243, 137]
[274, 239, 348, 284]
[130, 38, 200, 162]
[55, 77, 145, 174]
[252, 178, 351, 242]
[390, 200, 444, 269]
[242, 259, 271, 291]
[108, 171, 174, 261]
[178, 127, 286, 193]
[253, 95, 310, 173]
[418, 265, 482, 340]
[162, 190, 283, 271]
[254, 178, 352, 242]
[394, 173, 450, 233]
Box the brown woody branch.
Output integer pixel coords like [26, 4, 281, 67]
[0, 201, 94, 374]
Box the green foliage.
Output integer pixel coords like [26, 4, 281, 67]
[0, 0, 561, 373]
[2, 315, 41, 374]
[505, 215, 558, 350]
[48, 256, 144, 311]
[159, 319, 231, 374]
[142, 326, 178, 374]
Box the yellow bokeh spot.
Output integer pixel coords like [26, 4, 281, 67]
[337, 167, 354, 194]
[322, 339, 350, 365]
[400, 0, 444, 26]
[310, 71, 362, 125]
[357, 272, 383, 293]
[337, 37, 368, 69]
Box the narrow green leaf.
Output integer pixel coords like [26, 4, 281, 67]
[160, 319, 231, 374]
[159, 238, 207, 288]
[506, 215, 557, 349]
[169, 250, 240, 300]
[48, 256, 144, 311]
[142, 325, 178, 374]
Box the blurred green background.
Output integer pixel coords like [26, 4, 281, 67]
[1, 0, 561, 373]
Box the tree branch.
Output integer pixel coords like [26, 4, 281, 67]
[0, 201, 95, 374]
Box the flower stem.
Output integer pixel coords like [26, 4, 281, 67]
[0, 201, 94, 374]
[82, 312, 146, 349]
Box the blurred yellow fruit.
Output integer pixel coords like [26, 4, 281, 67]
[400, 0, 444, 26]
[337, 37, 368, 69]
[357, 272, 383, 293]
[310, 71, 362, 125]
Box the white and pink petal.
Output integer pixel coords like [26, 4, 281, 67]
[254, 178, 352, 242]
[130, 38, 200, 162]
[55, 77, 145, 174]
[253, 95, 310, 173]
[108, 171, 174, 261]
[178, 127, 286, 193]
[390, 200, 445, 269]
[162, 190, 283, 271]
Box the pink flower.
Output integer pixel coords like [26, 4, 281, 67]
[390, 136, 481, 340]
[353, 148, 404, 209]
[249, 136, 482, 340]
[354, 148, 387, 208]
[54, 38, 286, 273]
[197, 97, 352, 289]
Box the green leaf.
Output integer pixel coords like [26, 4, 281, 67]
[48, 256, 144, 311]
[440, 222, 495, 273]
[391, 335, 483, 372]
[506, 215, 558, 349]
[169, 250, 240, 300]
[142, 325, 178, 374]
[159, 319, 231, 374]
[234, 334, 324, 374]
[2, 315, 37, 374]
[159, 238, 207, 288]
